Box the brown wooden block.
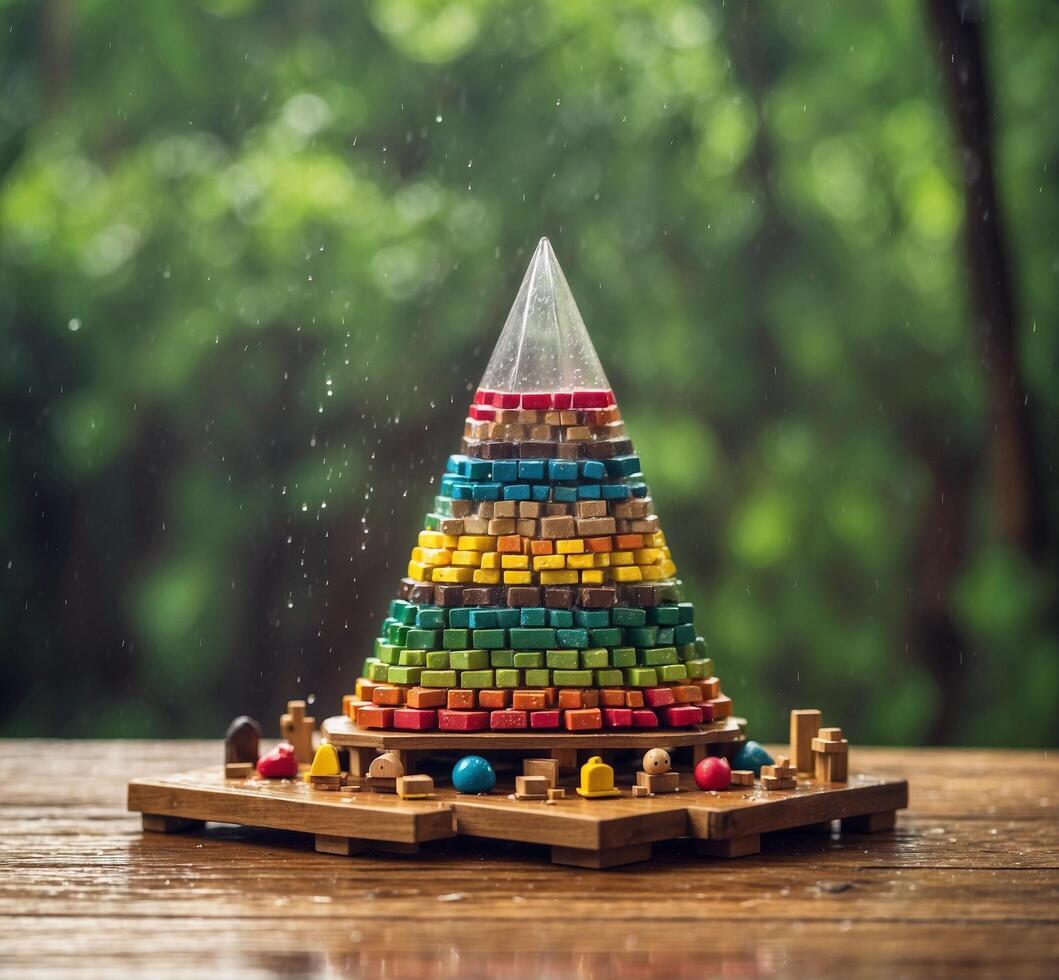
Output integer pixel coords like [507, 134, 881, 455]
[438, 518, 465, 535]
[575, 500, 608, 518]
[449, 499, 473, 518]
[515, 775, 549, 800]
[518, 501, 542, 518]
[557, 689, 584, 710]
[582, 441, 614, 459]
[582, 689, 600, 708]
[529, 424, 555, 440]
[476, 500, 495, 519]
[517, 409, 541, 424]
[506, 585, 541, 607]
[565, 425, 592, 440]
[730, 770, 755, 787]
[516, 519, 538, 537]
[367, 752, 404, 780]
[224, 762, 254, 779]
[818, 726, 845, 741]
[636, 771, 680, 794]
[224, 716, 262, 765]
[463, 516, 489, 534]
[406, 687, 447, 709]
[629, 516, 660, 534]
[544, 502, 572, 516]
[522, 758, 559, 788]
[541, 516, 576, 539]
[495, 408, 521, 424]
[487, 518, 516, 535]
[612, 499, 651, 519]
[761, 775, 797, 791]
[396, 774, 434, 799]
[543, 411, 562, 425]
[559, 410, 580, 425]
[547, 787, 566, 801]
[518, 440, 558, 458]
[544, 586, 575, 608]
[492, 500, 516, 519]
[631, 785, 650, 798]
[279, 700, 316, 764]
[600, 689, 626, 707]
[579, 586, 616, 608]
[463, 586, 500, 606]
[556, 442, 581, 459]
[479, 441, 515, 459]
[433, 584, 464, 607]
[576, 517, 617, 537]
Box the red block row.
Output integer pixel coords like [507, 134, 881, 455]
[355, 703, 707, 732]
[472, 389, 616, 411]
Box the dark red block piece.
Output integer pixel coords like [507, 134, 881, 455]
[473, 388, 491, 405]
[643, 687, 676, 708]
[438, 709, 490, 732]
[393, 708, 437, 731]
[552, 391, 573, 410]
[631, 709, 659, 728]
[695, 701, 715, 723]
[572, 389, 613, 408]
[660, 704, 703, 727]
[520, 392, 552, 409]
[602, 707, 633, 728]
[529, 709, 561, 729]
[491, 392, 521, 409]
[489, 709, 528, 730]
[468, 404, 496, 421]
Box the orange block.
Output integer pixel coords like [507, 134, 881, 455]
[672, 684, 703, 704]
[478, 689, 510, 710]
[600, 688, 626, 707]
[701, 676, 721, 699]
[357, 705, 395, 729]
[543, 686, 558, 708]
[447, 689, 476, 710]
[614, 533, 645, 550]
[497, 534, 522, 553]
[372, 685, 403, 706]
[407, 687, 447, 709]
[582, 689, 600, 708]
[558, 689, 584, 710]
[564, 708, 603, 732]
[342, 693, 357, 717]
[355, 679, 378, 702]
[708, 694, 732, 719]
[512, 690, 548, 711]
[585, 536, 613, 553]
[625, 690, 645, 708]
[529, 539, 554, 556]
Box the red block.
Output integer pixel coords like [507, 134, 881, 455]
[602, 707, 633, 728]
[357, 706, 396, 729]
[490, 709, 528, 730]
[520, 392, 552, 409]
[473, 388, 491, 405]
[393, 708, 437, 731]
[491, 391, 521, 409]
[438, 709, 490, 732]
[695, 701, 715, 723]
[631, 709, 659, 728]
[572, 389, 613, 408]
[529, 709, 561, 729]
[660, 704, 703, 727]
[552, 391, 573, 410]
[643, 687, 676, 708]
[468, 404, 496, 421]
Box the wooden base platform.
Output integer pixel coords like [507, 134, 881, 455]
[128, 765, 907, 869]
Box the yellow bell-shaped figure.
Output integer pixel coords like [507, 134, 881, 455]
[307, 742, 341, 778]
[576, 755, 621, 799]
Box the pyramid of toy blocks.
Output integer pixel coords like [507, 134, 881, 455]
[349, 239, 732, 733]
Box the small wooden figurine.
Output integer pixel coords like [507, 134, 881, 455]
[760, 755, 797, 790]
[280, 700, 316, 764]
[637, 748, 678, 793]
[812, 727, 849, 782]
[576, 756, 620, 798]
[307, 743, 343, 791]
[367, 751, 404, 793]
[224, 716, 262, 766]
[790, 708, 822, 774]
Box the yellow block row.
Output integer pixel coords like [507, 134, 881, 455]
[406, 560, 678, 585]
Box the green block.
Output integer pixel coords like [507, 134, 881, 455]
[649, 604, 681, 626]
[425, 651, 451, 669]
[676, 643, 696, 662]
[386, 623, 410, 646]
[415, 607, 446, 629]
[496, 608, 521, 629]
[546, 649, 580, 670]
[580, 648, 609, 669]
[448, 608, 472, 628]
[509, 627, 557, 650]
[673, 624, 696, 645]
[609, 646, 637, 668]
[366, 661, 390, 682]
[595, 668, 624, 686]
[490, 649, 515, 668]
[555, 628, 589, 648]
[574, 609, 610, 628]
[495, 668, 521, 688]
[524, 668, 552, 687]
[513, 651, 544, 668]
[377, 645, 401, 665]
[656, 627, 675, 645]
[520, 607, 547, 627]
[626, 626, 658, 647]
[657, 663, 688, 683]
[641, 646, 678, 666]
[388, 665, 423, 684]
[460, 669, 495, 689]
[388, 598, 411, 620]
[694, 636, 708, 658]
[553, 669, 594, 687]
[434, 497, 454, 517]
[406, 628, 441, 650]
[450, 649, 489, 670]
[443, 628, 471, 649]
[612, 606, 646, 628]
[623, 666, 659, 687]
[424, 512, 441, 531]
[398, 650, 426, 667]
[472, 628, 507, 649]
[677, 602, 695, 624]
[420, 669, 458, 687]
[395, 604, 419, 626]
[547, 609, 574, 628]
[589, 627, 622, 647]
[686, 658, 712, 679]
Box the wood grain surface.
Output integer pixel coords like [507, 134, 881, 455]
[2, 740, 1057, 978]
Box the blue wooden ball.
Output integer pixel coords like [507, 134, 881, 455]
[451, 755, 496, 794]
[732, 740, 774, 776]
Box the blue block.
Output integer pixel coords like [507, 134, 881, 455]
[495, 608, 520, 629]
[548, 609, 574, 628]
[451, 482, 474, 500]
[579, 460, 607, 481]
[603, 455, 642, 478]
[468, 609, 499, 628]
[463, 459, 492, 479]
[732, 741, 774, 776]
[531, 484, 551, 502]
[448, 607, 472, 628]
[446, 455, 464, 474]
[601, 483, 631, 500]
[491, 460, 518, 483]
[548, 459, 578, 481]
[439, 474, 458, 494]
[471, 482, 502, 501]
[577, 483, 601, 499]
[629, 482, 649, 497]
[553, 485, 577, 503]
[503, 483, 531, 501]
[518, 459, 546, 480]
[520, 607, 548, 627]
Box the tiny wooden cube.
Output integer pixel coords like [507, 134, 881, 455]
[636, 771, 680, 794]
[523, 758, 560, 788]
[515, 775, 549, 800]
[730, 770, 755, 787]
[224, 762, 254, 779]
[547, 788, 566, 801]
[396, 774, 434, 799]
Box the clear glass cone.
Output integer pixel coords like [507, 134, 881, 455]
[478, 238, 611, 395]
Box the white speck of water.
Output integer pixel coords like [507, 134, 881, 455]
[68, 318, 82, 332]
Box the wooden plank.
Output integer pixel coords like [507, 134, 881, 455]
[695, 834, 761, 858]
[551, 842, 652, 868]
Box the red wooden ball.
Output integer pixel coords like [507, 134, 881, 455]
[694, 756, 732, 790]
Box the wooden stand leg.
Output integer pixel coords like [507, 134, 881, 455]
[374, 841, 420, 855]
[842, 810, 896, 834]
[550, 748, 579, 772]
[695, 834, 761, 859]
[142, 814, 205, 834]
[551, 843, 651, 869]
[315, 834, 364, 856]
[347, 747, 376, 779]
[692, 742, 708, 767]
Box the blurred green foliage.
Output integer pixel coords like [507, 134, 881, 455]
[1, 0, 1056, 744]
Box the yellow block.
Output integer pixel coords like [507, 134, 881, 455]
[432, 566, 474, 583]
[593, 553, 611, 567]
[633, 548, 662, 565]
[640, 564, 664, 581]
[661, 546, 672, 559]
[407, 560, 432, 581]
[648, 531, 666, 548]
[442, 534, 460, 549]
[608, 565, 642, 582]
[418, 530, 444, 549]
[540, 569, 579, 585]
[480, 552, 501, 569]
[450, 550, 482, 567]
[660, 559, 677, 578]
[580, 569, 605, 584]
[501, 553, 529, 569]
[503, 570, 533, 585]
[556, 538, 585, 555]
[420, 548, 451, 566]
[610, 551, 634, 566]
[473, 568, 500, 584]
[410, 546, 423, 562]
[457, 535, 496, 552]
[532, 554, 566, 571]
[566, 553, 594, 569]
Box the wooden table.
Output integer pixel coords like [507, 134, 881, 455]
[3, 741, 1056, 977]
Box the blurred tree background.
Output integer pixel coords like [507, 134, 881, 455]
[1, 0, 1056, 745]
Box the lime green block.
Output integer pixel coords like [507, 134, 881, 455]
[405, 628, 441, 650]
[685, 658, 712, 679]
[377, 645, 401, 665]
[450, 649, 489, 670]
[425, 651, 451, 669]
[623, 666, 658, 687]
[443, 628, 471, 650]
[398, 650, 426, 667]
[460, 669, 495, 689]
[553, 669, 594, 687]
[496, 668, 521, 688]
[610, 647, 637, 668]
[513, 651, 544, 668]
[580, 648, 609, 669]
[641, 646, 678, 666]
[420, 669, 458, 687]
[546, 649, 580, 670]
[366, 661, 389, 682]
[388, 665, 423, 684]
[490, 649, 515, 668]
[524, 668, 551, 687]
[595, 668, 624, 686]
[657, 663, 688, 682]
